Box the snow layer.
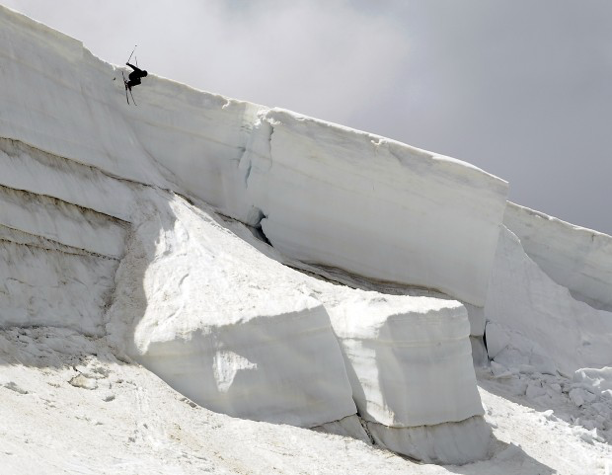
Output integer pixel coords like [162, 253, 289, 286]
[0, 138, 138, 221]
[0, 184, 126, 258]
[0, 4, 508, 307]
[331, 296, 482, 426]
[505, 201, 612, 312]
[0, 227, 117, 336]
[484, 227, 612, 376]
[0, 139, 129, 337]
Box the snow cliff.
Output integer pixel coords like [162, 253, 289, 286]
[0, 5, 509, 307]
[1, 4, 611, 468]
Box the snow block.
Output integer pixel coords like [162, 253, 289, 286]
[505, 202, 612, 312]
[329, 294, 489, 462]
[107, 194, 361, 432]
[246, 110, 508, 306]
[573, 367, 612, 396]
[139, 307, 359, 428]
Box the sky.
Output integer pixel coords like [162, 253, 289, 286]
[3, 0, 612, 235]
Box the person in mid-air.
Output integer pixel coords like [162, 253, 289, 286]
[125, 62, 148, 90]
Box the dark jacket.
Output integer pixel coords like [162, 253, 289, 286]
[126, 63, 148, 89]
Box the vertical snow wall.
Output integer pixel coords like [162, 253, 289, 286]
[0, 5, 509, 308]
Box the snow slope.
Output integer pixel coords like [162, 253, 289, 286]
[1, 327, 610, 475]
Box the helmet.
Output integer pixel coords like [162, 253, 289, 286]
[142, 70, 148, 77]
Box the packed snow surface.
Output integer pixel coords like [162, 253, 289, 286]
[1, 4, 611, 474]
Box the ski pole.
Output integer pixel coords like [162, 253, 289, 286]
[127, 44, 137, 64]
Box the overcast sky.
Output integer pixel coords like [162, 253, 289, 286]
[4, 0, 612, 234]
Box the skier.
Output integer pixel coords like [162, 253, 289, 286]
[125, 62, 148, 90]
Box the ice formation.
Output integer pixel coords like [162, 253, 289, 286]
[1, 4, 611, 470]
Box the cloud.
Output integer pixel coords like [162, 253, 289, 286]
[6, 0, 410, 126]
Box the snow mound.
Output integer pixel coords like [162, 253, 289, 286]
[104, 192, 489, 461]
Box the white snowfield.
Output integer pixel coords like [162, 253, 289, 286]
[2, 4, 612, 473]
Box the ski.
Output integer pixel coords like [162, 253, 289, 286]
[121, 71, 129, 104]
[128, 87, 137, 106]
[121, 71, 137, 106]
